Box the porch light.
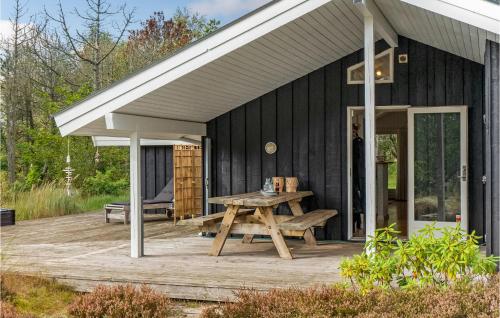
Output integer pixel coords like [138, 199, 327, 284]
[347, 48, 394, 84]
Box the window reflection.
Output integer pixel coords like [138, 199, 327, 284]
[347, 48, 393, 84]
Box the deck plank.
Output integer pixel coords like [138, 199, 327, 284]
[0, 211, 362, 301]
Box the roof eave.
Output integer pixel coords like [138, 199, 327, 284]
[53, 0, 333, 137]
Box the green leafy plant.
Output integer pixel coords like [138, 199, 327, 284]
[340, 223, 498, 291]
[82, 169, 128, 196]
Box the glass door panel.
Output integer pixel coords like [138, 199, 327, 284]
[408, 107, 468, 235]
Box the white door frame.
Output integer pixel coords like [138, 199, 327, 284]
[407, 106, 468, 235]
[347, 105, 410, 240]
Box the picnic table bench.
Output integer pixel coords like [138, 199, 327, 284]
[179, 191, 337, 259]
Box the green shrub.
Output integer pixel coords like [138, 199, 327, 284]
[76, 193, 128, 212]
[340, 223, 498, 290]
[201, 275, 499, 318]
[82, 169, 128, 196]
[68, 284, 176, 318]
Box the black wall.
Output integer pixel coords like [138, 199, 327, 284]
[485, 40, 499, 257]
[141, 146, 173, 202]
[206, 36, 485, 240]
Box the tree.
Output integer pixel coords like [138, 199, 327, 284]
[45, 0, 134, 90]
[0, 0, 36, 183]
[0, 3, 219, 191]
[125, 9, 219, 72]
[29, 29, 81, 91]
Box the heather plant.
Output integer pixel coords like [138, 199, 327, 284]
[68, 284, 177, 318]
[340, 223, 498, 290]
[0, 301, 27, 318]
[201, 275, 500, 318]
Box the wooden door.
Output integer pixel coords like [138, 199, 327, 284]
[173, 145, 203, 222]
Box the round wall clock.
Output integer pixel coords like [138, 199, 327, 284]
[264, 142, 277, 154]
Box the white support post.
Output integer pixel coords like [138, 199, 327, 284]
[364, 15, 377, 245]
[130, 131, 144, 258]
[354, 0, 398, 48]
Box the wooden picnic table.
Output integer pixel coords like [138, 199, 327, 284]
[206, 191, 336, 259]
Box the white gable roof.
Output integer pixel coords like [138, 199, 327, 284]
[54, 0, 500, 138]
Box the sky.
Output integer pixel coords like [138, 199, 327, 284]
[0, 0, 271, 40]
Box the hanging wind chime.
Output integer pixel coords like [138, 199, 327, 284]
[62, 137, 74, 196]
[94, 146, 100, 164]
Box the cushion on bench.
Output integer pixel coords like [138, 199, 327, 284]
[111, 179, 174, 206]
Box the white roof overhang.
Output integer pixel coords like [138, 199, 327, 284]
[400, 0, 500, 36]
[53, 0, 500, 138]
[377, 0, 500, 64]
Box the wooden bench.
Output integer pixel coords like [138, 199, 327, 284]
[181, 208, 336, 239]
[177, 209, 255, 226]
[278, 209, 337, 231]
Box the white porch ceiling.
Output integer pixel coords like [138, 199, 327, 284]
[55, 0, 500, 138]
[117, 0, 369, 125]
[376, 0, 500, 65]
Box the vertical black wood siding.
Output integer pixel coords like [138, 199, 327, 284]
[231, 106, 246, 196]
[485, 40, 499, 257]
[276, 84, 294, 215]
[141, 146, 173, 207]
[206, 36, 485, 240]
[246, 99, 261, 194]
[207, 121, 217, 213]
[262, 91, 277, 185]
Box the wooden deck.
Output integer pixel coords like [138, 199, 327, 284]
[0, 212, 362, 301]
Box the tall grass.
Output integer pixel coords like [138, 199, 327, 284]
[2, 182, 128, 221]
[6, 183, 79, 220]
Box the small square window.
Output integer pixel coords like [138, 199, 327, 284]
[347, 48, 394, 84]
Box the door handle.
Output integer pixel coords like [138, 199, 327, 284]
[457, 165, 467, 182]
